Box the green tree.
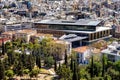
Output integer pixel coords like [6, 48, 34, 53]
[12, 42, 19, 49]
[115, 60, 120, 71]
[0, 60, 5, 80]
[91, 55, 94, 79]
[5, 69, 14, 79]
[64, 52, 68, 66]
[27, 42, 33, 52]
[21, 53, 27, 68]
[93, 62, 102, 76]
[78, 66, 90, 80]
[104, 75, 112, 80]
[7, 50, 15, 65]
[87, 56, 102, 78]
[70, 57, 74, 72]
[58, 62, 61, 70]
[22, 69, 29, 75]
[44, 56, 54, 68]
[102, 54, 105, 78]
[27, 54, 35, 71]
[36, 55, 41, 68]
[2, 39, 5, 55]
[54, 59, 57, 71]
[29, 68, 40, 77]
[13, 58, 23, 76]
[107, 68, 120, 80]
[5, 42, 12, 52]
[72, 61, 78, 80]
[57, 65, 72, 80]
[3, 58, 10, 70]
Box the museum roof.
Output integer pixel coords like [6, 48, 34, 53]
[35, 19, 102, 26]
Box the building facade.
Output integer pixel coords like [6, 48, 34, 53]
[34, 19, 112, 45]
[1, 29, 37, 43]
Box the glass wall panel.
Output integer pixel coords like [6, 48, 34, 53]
[48, 25, 96, 31]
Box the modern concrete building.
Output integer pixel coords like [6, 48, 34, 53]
[34, 19, 112, 47]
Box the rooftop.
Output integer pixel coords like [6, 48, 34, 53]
[73, 46, 88, 53]
[31, 33, 53, 37]
[0, 38, 10, 45]
[16, 29, 36, 34]
[2, 31, 15, 35]
[35, 19, 102, 26]
[2, 29, 36, 35]
[59, 34, 87, 42]
[0, 38, 10, 42]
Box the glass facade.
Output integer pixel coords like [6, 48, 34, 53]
[48, 25, 96, 31]
[34, 23, 111, 42]
[34, 24, 96, 31]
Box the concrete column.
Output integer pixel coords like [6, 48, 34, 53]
[79, 40, 82, 46]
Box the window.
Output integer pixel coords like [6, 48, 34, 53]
[48, 25, 96, 31]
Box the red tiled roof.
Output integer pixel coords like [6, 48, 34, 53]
[0, 38, 10, 43]
[73, 46, 88, 53]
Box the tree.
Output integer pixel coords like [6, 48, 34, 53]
[12, 42, 19, 49]
[27, 54, 35, 71]
[44, 56, 54, 68]
[13, 58, 23, 76]
[5, 42, 12, 52]
[58, 62, 61, 70]
[3, 58, 10, 70]
[29, 68, 40, 78]
[36, 55, 41, 68]
[70, 57, 74, 72]
[115, 60, 120, 72]
[93, 62, 102, 76]
[7, 50, 15, 65]
[78, 66, 90, 80]
[2, 38, 5, 55]
[87, 55, 102, 78]
[102, 54, 105, 78]
[64, 52, 68, 66]
[22, 69, 30, 76]
[5, 69, 14, 79]
[21, 53, 27, 68]
[72, 61, 78, 80]
[91, 55, 94, 79]
[107, 68, 120, 80]
[0, 60, 5, 80]
[54, 59, 57, 71]
[104, 75, 112, 80]
[57, 65, 72, 80]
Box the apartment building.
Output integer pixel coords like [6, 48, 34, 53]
[4, 22, 32, 32]
[101, 41, 120, 62]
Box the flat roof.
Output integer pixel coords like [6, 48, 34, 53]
[60, 34, 87, 42]
[43, 27, 111, 34]
[101, 49, 120, 57]
[64, 36, 87, 42]
[34, 19, 102, 26]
